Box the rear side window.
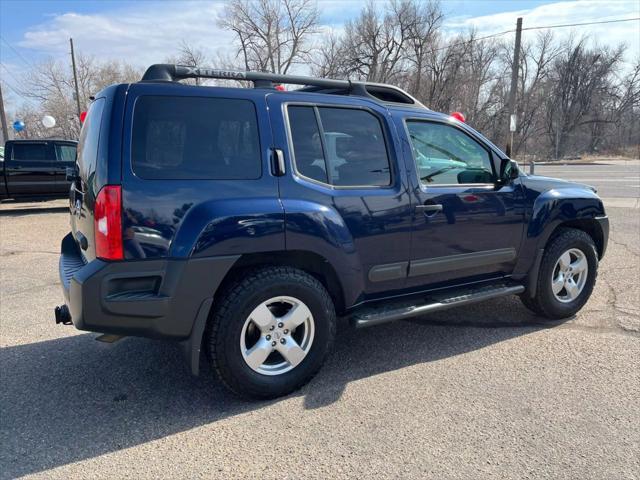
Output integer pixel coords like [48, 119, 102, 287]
[287, 106, 328, 183]
[78, 98, 106, 179]
[12, 143, 48, 162]
[288, 105, 391, 187]
[55, 144, 77, 163]
[131, 96, 261, 180]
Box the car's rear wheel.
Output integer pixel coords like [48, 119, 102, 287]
[207, 266, 335, 399]
[521, 228, 598, 319]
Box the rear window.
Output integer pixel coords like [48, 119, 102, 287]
[55, 144, 77, 162]
[131, 96, 261, 180]
[12, 143, 48, 162]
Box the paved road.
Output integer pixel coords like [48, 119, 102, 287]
[534, 159, 640, 201]
[1, 163, 638, 479]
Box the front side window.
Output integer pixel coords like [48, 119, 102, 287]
[406, 121, 494, 185]
[288, 105, 391, 187]
[12, 143, 48, 162]
[132, 96, 261, 180]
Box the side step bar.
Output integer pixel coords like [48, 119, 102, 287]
[351, 284, 525, 328]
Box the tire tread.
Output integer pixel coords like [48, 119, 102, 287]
[207, 266, 335, 399]
[521, 228, 598, 319]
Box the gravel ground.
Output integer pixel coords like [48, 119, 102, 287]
[0, 201, 638, 479]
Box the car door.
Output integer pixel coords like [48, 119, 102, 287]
[267, 93, 413, 303]
[395, 113, 526, 289]
[5, 141, 56, 196]
[53, 142, 77, 194]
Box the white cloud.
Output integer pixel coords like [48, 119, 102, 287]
[12, 0, 640, 70]
[18, 1, 234, 67]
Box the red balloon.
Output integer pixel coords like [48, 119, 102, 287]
[274, 84, 286, 91]
[450, 111, 466, 123]
[79, 111, 87, 123]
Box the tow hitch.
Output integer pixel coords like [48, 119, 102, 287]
[54, 305, 72, 325]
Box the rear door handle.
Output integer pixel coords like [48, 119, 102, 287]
[416, 204, 443, 213]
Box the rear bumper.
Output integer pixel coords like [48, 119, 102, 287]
[59, 232, 239, 339]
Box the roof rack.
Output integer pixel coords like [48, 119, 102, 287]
[140, 64, 424, 107]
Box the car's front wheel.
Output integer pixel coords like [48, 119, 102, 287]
[521, 228, 598, 319]
[207, 266, 336, 399]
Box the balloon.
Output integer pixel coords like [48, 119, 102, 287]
[42, 115, 56, 128]
[13, 120, 25, 132]
[450, 112, 466, 123]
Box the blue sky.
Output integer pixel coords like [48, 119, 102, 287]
[1, 0, 639, 107]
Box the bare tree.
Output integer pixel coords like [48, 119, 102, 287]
[311, 32, 346, 78]
[167, 41, 208, 84]
[397, 0, 443, 94]
[545, 38, 625, 158]
[218, 0, 319, 74]
[335, 1, 409, 82]
[20, 54, 141, 139]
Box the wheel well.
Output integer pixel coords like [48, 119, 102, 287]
[548, 219, 605, 258]
[214, 250, 346, 314]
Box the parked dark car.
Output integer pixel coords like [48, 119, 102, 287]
[1, 139, 77, 200]
[56, 65, 609, 399]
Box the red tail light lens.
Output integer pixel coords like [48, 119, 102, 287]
[94, 185, 123, 260]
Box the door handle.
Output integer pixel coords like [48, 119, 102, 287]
[271, 148, 286, 176]
[416, 204, 443, 214]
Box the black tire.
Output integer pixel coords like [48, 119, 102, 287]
[520, 228, 598, 319]
[207, 266, 336, 399]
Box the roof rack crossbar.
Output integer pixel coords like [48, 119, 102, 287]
[141, 64, 352, 90]
[140, 64, 423, 107]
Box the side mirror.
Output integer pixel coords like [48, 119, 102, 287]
[66, 166, 80, 182]
[499, 158, 518, 183]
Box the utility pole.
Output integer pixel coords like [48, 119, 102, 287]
[70, 38, 82, 124]
[0, 83, 9, 143]
[505, 17, 523, 158]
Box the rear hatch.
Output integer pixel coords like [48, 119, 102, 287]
[69, 97, 107, 261]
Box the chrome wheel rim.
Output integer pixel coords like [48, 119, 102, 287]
[551, 248, 589, 303]
[240, 296, 315, 376]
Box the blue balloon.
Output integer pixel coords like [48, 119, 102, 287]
[13, 120, 25, 132]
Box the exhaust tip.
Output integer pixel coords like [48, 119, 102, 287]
[55, 305, 72, 325]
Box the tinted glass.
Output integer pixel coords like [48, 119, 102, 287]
[12, 143, 48, 162]
[55, 144, 77, 163]
[318, 107, 390, 187]
[77, 97, 105, 180]
[288, 106, 328, 183]
[132, 96, 261, 180]
[407, 121, 494, 185]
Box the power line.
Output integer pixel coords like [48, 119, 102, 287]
[522, 17, 640, 32]
[0, 35, 34, 68]
[0, 63, 23, 86]
[433, 16, 639, 54]
[0, 72, 40, 108]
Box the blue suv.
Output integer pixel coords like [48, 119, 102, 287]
[56, 65, 609, 399]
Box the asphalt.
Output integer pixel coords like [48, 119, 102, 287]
[534, 158, 640, 202]
[1, 161, 638, 479]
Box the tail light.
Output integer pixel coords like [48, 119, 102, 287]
[94, 185, 123, 260]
